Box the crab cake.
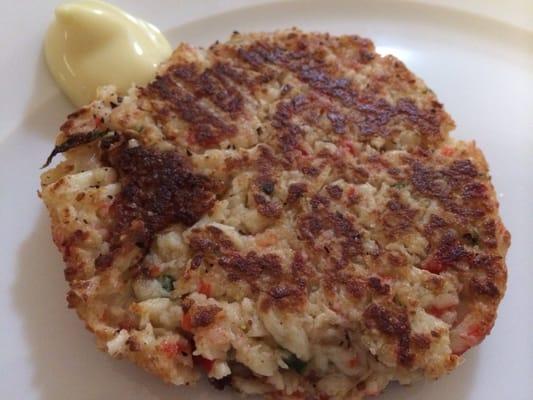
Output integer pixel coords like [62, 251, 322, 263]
[39, 29, 510, 400]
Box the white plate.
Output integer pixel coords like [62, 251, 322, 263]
[1, 1, 531, 399]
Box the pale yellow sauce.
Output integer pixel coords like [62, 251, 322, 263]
[45, 0, 172, 107]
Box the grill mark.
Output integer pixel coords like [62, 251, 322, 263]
[271, 98, 306, 154]
[422, 231, 467, 274]
[270, 92, 358, 157]
[143, 74, 236, 147]
[188, 225, 236, 256]
[170, 64, 244, 114]
[253, 193, 282, 218]
[218, 252, 283, 283]
[381, 198, 417, 238]
[481, 220, 498, 249]
[188, 225, 309, 311]
[238, 42, 442, 138]
[212, 61, 274, 88]
[411, 334, 431, 350]
[363, 303, 413, 367]
[410, 159, 488, 221]
[327, 111, 347, 134]
[298, 209, 363, 264]
[211, 62, 252, 86]
[367, 277, 390, 295]
[445, 159, 479, 178]
[286, 183, 307, 205]
[470, 277, 500, 298]
[189, 304, 222, 328]
[326, 184, 343, 200]
[260, 283, 305, 311]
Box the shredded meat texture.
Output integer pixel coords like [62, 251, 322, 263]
[40, 29, 509, 400]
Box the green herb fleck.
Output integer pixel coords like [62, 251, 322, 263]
[158, 275, 175, 292]
[391, 182, 406, 189]
[284, 354, 307, 374]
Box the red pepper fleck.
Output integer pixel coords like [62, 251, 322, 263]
[342, 140, 358, 156]
[441, 146, 454, 157]
[94, 116, 104, 129]
[181, 312, 192, 331]
[426, 305, 455, 318]
[422, 258, 445, 274]
[160, 341, 182, 358]
[198, 280, 212, 297]
[187, 131, 197, 145]
[147, 264, 161, 278]
[467, 324, 484, 338]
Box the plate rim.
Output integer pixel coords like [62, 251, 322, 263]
[166, 0, 533, 42]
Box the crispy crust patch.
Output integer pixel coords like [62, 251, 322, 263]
[40, 29, 509, 400]
[95, 142, 219, 269]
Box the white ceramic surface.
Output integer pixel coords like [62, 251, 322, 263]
[0, 1, 531, 399]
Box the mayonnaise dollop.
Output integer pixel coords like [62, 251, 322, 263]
[45, 0, 172, 107]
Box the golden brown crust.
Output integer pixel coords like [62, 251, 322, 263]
[40, 29, 509, 400]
